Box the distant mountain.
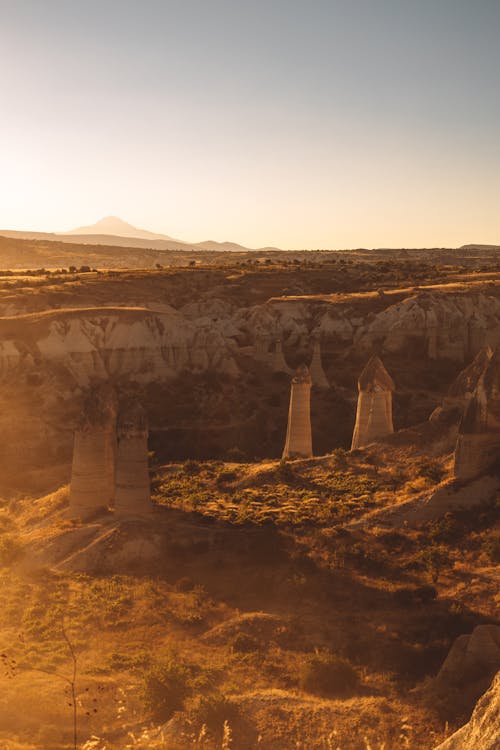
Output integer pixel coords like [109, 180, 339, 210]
[0, 217, 283, 255]
[62, 216, 176, 241]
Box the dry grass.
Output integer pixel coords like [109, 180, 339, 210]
[0, 444, 497, 749]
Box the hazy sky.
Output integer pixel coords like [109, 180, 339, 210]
[1, 0, 499, 248]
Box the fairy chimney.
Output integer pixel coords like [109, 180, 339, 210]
[69, 384, 117, 519]
[468, 312, 487, 359]
[271, 339, 292, 374]
[283, 364, 313, 459]
[115, 403, 152, 515]
[309, 337, 329, 389]
[454, 347, 500, 480]
[425, 309, 438, 360]
[351, 356, 395, 449]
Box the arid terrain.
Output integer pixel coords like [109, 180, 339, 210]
[0, 238, 498, 750]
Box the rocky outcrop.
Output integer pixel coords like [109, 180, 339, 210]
[115, 403, 152, 516]
[69, 385, 117, 519]
[0, 307, 239, 387]
[354, 292, 500, 362]
[437, 625, 500, 691]
[444, 347, 493, 412]
[433, 672, 500, 750]
[351, 356, 394, 449]
[283, 364, 313, 459]
[454, 348, 500, 480]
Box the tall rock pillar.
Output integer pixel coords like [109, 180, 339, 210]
[309, 337, 330, 389]
[351, 356, 395, 449]
[283, 364, 313, 459]
[271, 339, 292, 374]
[69, 385, 117, 519]
[115, 403, 152, 515]
[454, 347, 500, 480]
[425, 309, 438, 360]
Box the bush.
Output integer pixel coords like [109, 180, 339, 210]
[276, 459, 295, 482]
[0, 534, 23, 565]
[299, 654, 358, 697]
[189, 692, 239, 732]
[225, 447, 249, 463]
[141, 658, 192, 721]
[231, 632, 261, 653]
[183, 459, 201, 475]
[482, 533, 500, 563]
[416, 459, 445, 484]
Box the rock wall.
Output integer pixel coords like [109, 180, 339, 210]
[283, 365, 313, 459]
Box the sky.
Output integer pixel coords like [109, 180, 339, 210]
[0, 0, 499, 249]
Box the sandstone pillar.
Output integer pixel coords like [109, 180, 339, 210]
[271, 339, 292, 374]
[309, 337, 329, 389]
[453, 347, 500, 480]
[283, 364, 313, 459]
[115, 403, 152, 515]
[468, 313, 487, 359]
[351, 355, 395, 449]
[426, 309, 438, 360]
[69, 384, 117, 519]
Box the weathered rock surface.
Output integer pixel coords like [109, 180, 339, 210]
[433, 672, 500, 750]
[0, 307, 238, 386]
[283, 364, 313, 459]
[437, 625, 500, 690]
[69, 385, 117, 519]
[309, 337, 329, 389]
[454, 347, 500, 480]
[351, 355, 394, 449]
[115, 403, 152, 516]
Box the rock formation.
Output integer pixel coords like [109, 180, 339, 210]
[433, 672, 499, 750]
[309, 337, 329, 389]
[271, 339, 292, 374]
[351, 355, 395, 449]
[114, 403, 152, 516]
[453, 347, 500, 480]
[468, 312, 487, 358]
[436, 625, 500, 691]
[426, 308, 438, 360]
[69, 385, 117, 519]
[283, 364, 313, 459]
[443, 347, 493, 412]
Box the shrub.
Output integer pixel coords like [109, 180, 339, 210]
[482, 533, 500, 563]
[0, 534, 23, 565]
[225, 447, 249, 462]
[183, 459, 201, 475]
[231, 632, 261, 653]
[276, 459, 295, 482]
[216, 470, 238, 485]
[416, 459, 445, 484]
[189, 692, 239, 732]
[420, 545, 451, 583]
[299, 654, 358, 697]
[175, 576, 195, 592]
[141, 658, 192, 721]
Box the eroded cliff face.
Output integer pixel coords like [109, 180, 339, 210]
[1, 290, 500, 389]
[0, 307, 239, 387]
[2, 286, 500, 494]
